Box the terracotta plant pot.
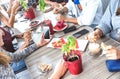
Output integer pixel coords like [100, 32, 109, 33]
[23, 7, 35, 20]
[63, 50, 83, 75]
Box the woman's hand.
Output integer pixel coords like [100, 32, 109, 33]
[11, 0, 20, 13]
[36, 33, 51, 47]
[85, 29, 103, 42]
[9, 0, 14, 7]
[103, 45, 120, 60]
[23, 30, 31, 41]
[50, 59, 67, 79]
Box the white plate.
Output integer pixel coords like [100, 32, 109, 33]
[47, 38, 89, 51]
[53, 23, 68, 32]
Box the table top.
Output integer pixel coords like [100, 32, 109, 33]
[24, 25, 120, 79]
[13, 8, 120, 79]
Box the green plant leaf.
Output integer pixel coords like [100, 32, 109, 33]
[67, 36, 76, 50]
[38, 0, 46, 12]
[61, 36, 76, 56]
[19, 0, 27, 10]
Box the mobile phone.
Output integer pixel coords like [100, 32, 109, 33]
[32, 26, 50, 43]
[73, 29, 89, 38]
[43, 27, 50, 39]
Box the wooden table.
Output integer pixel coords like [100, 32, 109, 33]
[24, 25, 120, 79]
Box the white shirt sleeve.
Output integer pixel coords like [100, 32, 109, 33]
[65, 0, 73, 12]
[77, 0, 100, 26]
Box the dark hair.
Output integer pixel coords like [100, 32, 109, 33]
[116, 7, 120, 16]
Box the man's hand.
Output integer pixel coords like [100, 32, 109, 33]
[103, 45, 120, 60]
[85, 29, 103, 42]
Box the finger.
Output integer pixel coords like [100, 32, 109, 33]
[41, 32, 44, 39]
[105, 45, 113, 50]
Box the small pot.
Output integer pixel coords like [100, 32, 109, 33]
[23, 7, 35, 20]
[63, 50, 83, 75]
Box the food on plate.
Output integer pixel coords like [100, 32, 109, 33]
[53, 21, 66, 31]
[29, 21, 39, 27]
[38, 63, 52, 72]
[52, 38, 66, 48]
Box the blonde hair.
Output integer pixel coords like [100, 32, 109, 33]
[0, 52, 10, 66]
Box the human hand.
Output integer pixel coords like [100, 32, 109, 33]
[53, 8, 61, 14]
[74, 0, 80, 4]
[36, 33, 51, 47]
[23, 30, 31, 41]
[50, 59, 67, 79]
[9, 0, 14, 7]
[85, 29, 102, 42]
[52, 2, 59, 8]
[57, 15, 66, 22]
[11, 0, 20, 12]
[102, 45, 120, 60]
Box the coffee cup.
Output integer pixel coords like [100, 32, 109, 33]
[88, 43, 101, 55]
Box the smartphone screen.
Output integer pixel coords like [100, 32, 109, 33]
[32, 26, 50, 43]
[73, 29, 89, 38]
[43, 27, 50, 39]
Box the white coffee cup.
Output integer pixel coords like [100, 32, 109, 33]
[88, 43, 101, 55]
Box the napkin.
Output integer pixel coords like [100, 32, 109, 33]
[106, 59, 120, 72]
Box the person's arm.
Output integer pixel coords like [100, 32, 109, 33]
[53, 6, 68, 14]
[64, 17, 78, 24]
[49, 59, 67, 79]
[44, 0, 58, 6]
[0, 0, 19, 28]
[7, 0, 14, 16]
[85, 28, 103, 42]
[5, 33, 50, 62]
[5, 43, 38, 62]
[96, 0, 114, 35]
[77, 0, 101, 26]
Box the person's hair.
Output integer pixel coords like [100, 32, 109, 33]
[116, 7, 120, 16]
[0, 52, 10, 66]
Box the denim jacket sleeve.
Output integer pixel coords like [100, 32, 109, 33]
[5, 43, 38, 62]
[96, 0, 118, 35]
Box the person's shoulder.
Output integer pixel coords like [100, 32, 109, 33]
[110, 0, 119, 5]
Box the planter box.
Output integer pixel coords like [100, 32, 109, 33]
[63, 50, 83, 75]
[23, 7, 35, 20]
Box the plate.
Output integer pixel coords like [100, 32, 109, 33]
[49, 38, 66, 48]
[47, 38, 89, 51]
[53, 23, 68, 32]
[29, 21, 40, 27]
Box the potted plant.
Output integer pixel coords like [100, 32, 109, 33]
[19, 0, 35, 20]
[62, 36, 83, 75]
[38, 0, 46, 12]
